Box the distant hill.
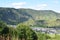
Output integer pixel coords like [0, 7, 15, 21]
[0, 7, 60, 27]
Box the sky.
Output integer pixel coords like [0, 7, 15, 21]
[0, 0, 60, 13]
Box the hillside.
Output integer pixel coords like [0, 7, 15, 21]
[0, 7, 60, 27]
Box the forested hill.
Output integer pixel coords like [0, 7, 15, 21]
[0, 7, 60, 26]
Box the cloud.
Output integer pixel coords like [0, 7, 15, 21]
[30, 4, 48, 10]
[56, 11, 60, 13]
[11, 2, 26, 8]
[37, 4, 47, 9]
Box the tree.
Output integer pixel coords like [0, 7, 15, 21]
[1, 27, 9, 40]
[16, 23, 38, 40]
[0, 21, 7, 33]
[0, 21, 7, 40]
[31, 31, 38, 40]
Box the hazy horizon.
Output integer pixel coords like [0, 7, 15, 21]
[0, 0, 60, 13]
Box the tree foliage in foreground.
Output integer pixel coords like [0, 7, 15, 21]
[0, 21, 38, 40]
[16, 23, 38, 40]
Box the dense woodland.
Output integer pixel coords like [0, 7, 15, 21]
[0, 21, 38, 40]
[0, 21, 60, 40]
[0, 8, 60, 26]
[0, 8, 60, 40]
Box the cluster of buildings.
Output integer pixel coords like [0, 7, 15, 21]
[31, 27, 60, 34]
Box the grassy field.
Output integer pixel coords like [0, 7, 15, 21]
[36, 32, 60, 40]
